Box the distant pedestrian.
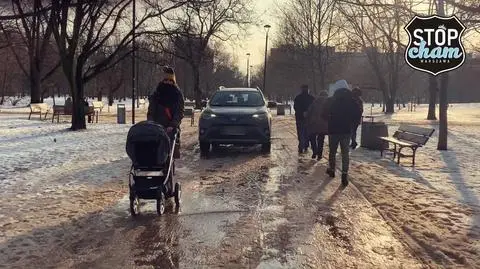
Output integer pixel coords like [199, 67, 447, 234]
[294, 84, 315, 154]
[325, 80, 362, 187]
[351, 87, 364, 149]
[306, 90, 329, 160]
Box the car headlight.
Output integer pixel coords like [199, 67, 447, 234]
[252, 113, 267, 119]
[201, 112, 216, 119]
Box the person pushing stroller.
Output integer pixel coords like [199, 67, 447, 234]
[147, 66, 185, 158]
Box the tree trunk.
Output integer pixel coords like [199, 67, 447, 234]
[1, 70, 6, 105]
[437, 74, 448, 150]
[30, 65, 42, 103]
[71, 72, 87, 130]
[193, 67, 201, 109]
[385, 98, 394, 114]
[108, 91, 114, 106]
[427, 75, 437, 120]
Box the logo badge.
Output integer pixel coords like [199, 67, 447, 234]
[230, 117, 237, 121]
[405, 15, 466, 76]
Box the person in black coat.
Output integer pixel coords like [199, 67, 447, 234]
[324, 86, 362, 187]
[147, 66, 185, 158]
[294, 84, 315, 153]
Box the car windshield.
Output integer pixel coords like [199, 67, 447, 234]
[210, 91, 265, 107]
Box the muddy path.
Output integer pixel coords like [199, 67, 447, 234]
[0, 117, 424, 269]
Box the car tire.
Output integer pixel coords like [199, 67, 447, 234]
[261, 142, 271, 153]
[200, 142, 210, 156]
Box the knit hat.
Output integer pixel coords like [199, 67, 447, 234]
[162, 66, 176, 84]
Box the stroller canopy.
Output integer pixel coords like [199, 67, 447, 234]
[126, 121, 171, 168]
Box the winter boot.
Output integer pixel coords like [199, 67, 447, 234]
[326, 168, 335, 178]
[341, 173, 349, 187]
[351, 141, 358, 150]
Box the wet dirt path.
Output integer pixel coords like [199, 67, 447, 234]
[1, 117, 424, 269]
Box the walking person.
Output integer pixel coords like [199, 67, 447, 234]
[294, 84, 315, 154]
[325, 80, 362, 187]
[148, 66, 185, 158]
[306, 90, 329, 160]
[350, 87, 364, 149]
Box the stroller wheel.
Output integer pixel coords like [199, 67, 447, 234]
[156, 191, 166, 216]
[129, 195, 140, 217]
[174, 182, 182, 207]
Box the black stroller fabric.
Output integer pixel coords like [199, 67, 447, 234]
[126, 121, 171, 168]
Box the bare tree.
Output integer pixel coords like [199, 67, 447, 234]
[276, 0, 339, 93]
[49, 0, 185, 130]
[0, 0, 59, 104]
[427, 75, 438, 120]
[338, 0, 410, 113]
[154, 0, 252, 108]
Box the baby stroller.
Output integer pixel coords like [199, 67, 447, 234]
[126, 121, 181, 216]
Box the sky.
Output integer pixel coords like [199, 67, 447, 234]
[229, 0, 480, 75]
[230, 0, 284, 75]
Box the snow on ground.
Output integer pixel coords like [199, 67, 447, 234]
[0, 96, 146, 114]
[348, 104, 480, 267]
[0, 114, 131, 240]
[0, 103, 479, 268]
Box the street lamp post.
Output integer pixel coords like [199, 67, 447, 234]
[131, 0, 136, 124]
[263, 24, 271, 95]
[246, 53, 250, 87]
[249, 65, 253, 87]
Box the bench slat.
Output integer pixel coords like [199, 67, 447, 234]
[394, 132, 429, 145]
[379, 137, 417, 147]
[398, 125, 435, 137]
[30, 103, 50, 112]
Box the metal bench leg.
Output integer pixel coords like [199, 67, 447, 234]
[28, 112, 32, 120]
[392, 144, 397, 160]
[397, 147, 403, 164]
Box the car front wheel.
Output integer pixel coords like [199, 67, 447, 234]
[200, 142, 210, 156]
[261, 142, 271, 153]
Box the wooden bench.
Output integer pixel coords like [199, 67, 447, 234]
[184, 108, 195, 126]
[29, 103, 51, 120]
[185, 101, 195, 109]
[379, 125, 435, 166]
[92, 101, 104, 113]
[52, 105, 98, 123]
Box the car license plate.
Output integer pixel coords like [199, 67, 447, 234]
[222, 126, 246, 136]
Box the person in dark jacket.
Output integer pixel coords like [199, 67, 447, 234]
[324, 81, 362, 187]
[294, 84, 315, 153]
[351, 87, 364, 149]
[147, 66, 185, 158]
[305, 90, 329, 160]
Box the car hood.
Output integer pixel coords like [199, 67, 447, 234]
[205, 106, 267, 115]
